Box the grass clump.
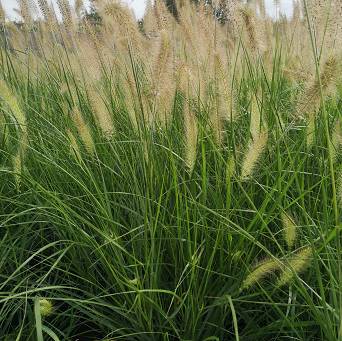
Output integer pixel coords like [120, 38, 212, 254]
[0, 0, 342, 340]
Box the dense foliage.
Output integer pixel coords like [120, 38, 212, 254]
[0, 0, 342, 340]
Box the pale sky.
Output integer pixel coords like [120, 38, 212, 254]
[1, 0, 295, 21]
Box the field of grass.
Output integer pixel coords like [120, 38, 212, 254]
[0, 0, 342, 340]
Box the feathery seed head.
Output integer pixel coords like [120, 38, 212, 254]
[154, 0, 174, 31]
[239, 6, 265, 53]
[241, 130, 268, 180]
[37, 0, 53, 22]
[66, 128, 82, 161]
[277, 246, 313, 287]
[241, 257, 281, 291]
[296, 55, 338, 119]
[57, 0, 74, 30]
[101, 1, 143, 51]
[319, 55, 338, 90]
[17, 0, 33, 26]
[88, 86, 115, 139]
[71, 107, 95, 155]
[0, 80, 27, 135]
[281, 212, 297, 249]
